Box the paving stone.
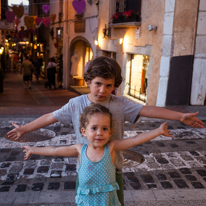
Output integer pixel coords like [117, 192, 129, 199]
[15, 184, 27, 192]
[189, 151, 200, 156]
[9, 163, 23, 173]
[130, 182, 142, 189]
[30, 155, 40, 160]
[185, 175, 197, 181]
[64, 182, 76, 190]
[32, 183, 44, 191]
[173, 179, 189, 188]
[0, 169, 7, 176]
[0, 162, 11, 168]
[54, 157, 64, 162]
[191, 182, 204, 189]
[196, 170, 206, 177]
[147, 184, 157, 189]
[140, 174, 154, 183]
[168, 172, 181, 178]
[156, 174, 167, 180]
[155, 142, 165, 147]
[0, 186, 10, 192]
[160, 181, 173, 189]
[127, 176, 139, 183]
[51, 163, 64, 170]
[186, 141, 196, 144]
[203, 178, 206, 182]
[23, 168, 35, 175]
[170, 159, 186, 167]
[37, 166, 49, 173]
[195, 157, 206, 164]
[179, 168, 192, 174]
[10, 151, 20, 156]
[48, 182, 60, 190]
[6, 173, 18, 181]
[40, 159, 51, 165]
[170, 143, 179, 148]
[54, 126, 61, 132]
[50, 170, 62, 178]
[155, 157, 169, 164]
[60, 133, 68, 136]
[5, 156, 16, 161]
[0, 149, 11, 153]
[65, 164, 76, 171]
[180, 155, 194, 161]
[1, 181, 15, 185]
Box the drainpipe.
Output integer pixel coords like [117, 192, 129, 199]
[63, 0, 70, 89]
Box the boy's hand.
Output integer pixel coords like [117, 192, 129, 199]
[159, 122, 172, 137]
[7, 122, 24, 140]
[180, 112, 204, 128]
[21, 146, 32, 160]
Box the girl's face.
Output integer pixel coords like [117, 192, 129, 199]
[81, 113, 112, 149]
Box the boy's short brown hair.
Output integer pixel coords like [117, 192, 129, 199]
[83, 56, 123, 87]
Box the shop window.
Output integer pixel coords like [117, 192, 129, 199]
[127, 54, 149, 102]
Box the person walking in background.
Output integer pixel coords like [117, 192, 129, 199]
[34, 57, 42, 81]
[21, 56, 33, 89]
[21, 104, 172, 206]
[47, 57, 57, 90]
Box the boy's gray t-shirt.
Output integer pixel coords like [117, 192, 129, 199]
[53, 94, 143, 169]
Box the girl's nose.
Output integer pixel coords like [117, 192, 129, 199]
[97, 129, 102, 135]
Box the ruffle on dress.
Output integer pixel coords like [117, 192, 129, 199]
[76, 182, 119, 195]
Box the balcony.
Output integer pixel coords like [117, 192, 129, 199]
[109, 0, 141, 29]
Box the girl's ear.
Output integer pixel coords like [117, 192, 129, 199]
[81, 127, 86, 137]
[110, 129, 113, 135]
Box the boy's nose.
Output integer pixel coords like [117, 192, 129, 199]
[100, 86, 106, 93]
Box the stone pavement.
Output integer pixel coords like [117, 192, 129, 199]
[0, 71, 206, 205]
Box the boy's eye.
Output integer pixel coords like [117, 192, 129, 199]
[91, 127, 96, 130]
[95, 82, 101, 86]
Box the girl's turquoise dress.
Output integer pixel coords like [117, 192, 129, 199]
[75, 144, 121, 206]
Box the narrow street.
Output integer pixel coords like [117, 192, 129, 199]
[0, 71, 206, 206]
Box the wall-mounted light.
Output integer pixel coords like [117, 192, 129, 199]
[37, 44, 39, 46]
[95, 40, 98, 45]
[103, 24, 111, 38]
[26, 41, 29, 44]
[34, 44, 37, 49]
[0, 49, 3, 55]
[5, 39, 8, 43]
[148, 25, 157, 31]
[119, 38, 123, 44]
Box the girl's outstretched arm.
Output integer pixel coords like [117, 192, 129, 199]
[112, 122, 172, 152]
[22, 144, 82, 160]
[139, 106, 204, 128]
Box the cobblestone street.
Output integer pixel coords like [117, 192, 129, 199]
[0, 71, 206, 205]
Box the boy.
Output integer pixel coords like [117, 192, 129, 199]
[7, 56, 204, 205]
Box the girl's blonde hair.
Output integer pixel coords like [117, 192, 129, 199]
[79, 104, 112, 133]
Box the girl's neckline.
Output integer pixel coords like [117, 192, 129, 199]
[85, 144, 106, 163]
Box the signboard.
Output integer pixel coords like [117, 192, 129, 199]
[0, 20, 15, 31]
[74, 19, 85, 33]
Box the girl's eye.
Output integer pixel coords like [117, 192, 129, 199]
[107, 85, 112, 88]
[103, 128, 108, 131]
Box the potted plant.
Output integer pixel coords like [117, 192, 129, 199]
[0, 67, 4, 93]
[111, 12, 123, 23]
[123, 10, 141, 22]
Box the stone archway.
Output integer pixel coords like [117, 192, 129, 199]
[69, 37, 93, 89]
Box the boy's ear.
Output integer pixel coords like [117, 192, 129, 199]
[87, 80, 91, 86]
[81, 127, 86, 137]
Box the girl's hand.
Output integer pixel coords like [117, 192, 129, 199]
[7, 122, 24, 140]
[159, 122, 172, 137]
[21, 146, 32, 160]
[180, 112, 204, 128]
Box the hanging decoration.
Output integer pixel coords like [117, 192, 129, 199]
[72, 0, 86, 15]
[42, 4, 50, 14]
[50, 14, 56, 23]
[5, 11, 15, 23]
[15, 18, 20, 26]
[54, 42, 57, 48]
[50, 27, 54, 38]
[42, 17, 51, 27]
[12, 5, 24, 18]
[35, 17, 42, 25]
[24, 16, 35, 29]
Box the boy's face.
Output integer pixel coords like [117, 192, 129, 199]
[87, 77, 115, 103]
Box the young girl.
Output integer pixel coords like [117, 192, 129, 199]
[22, 104, 172, 206]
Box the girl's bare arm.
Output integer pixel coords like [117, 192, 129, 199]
[111, 122, 172, 152]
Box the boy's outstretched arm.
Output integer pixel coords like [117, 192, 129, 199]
[139, 106, 204, 128]
[112, 122, 172, 151]
[7, 113, 58, 141]
[22, 144, 82, 160]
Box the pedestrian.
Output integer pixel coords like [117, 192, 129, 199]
[20, 56, 33, 89]
[21, 104, 172, 206]
[34, 57, 42, 81]
[7, 56, 204, 206]
[47, 57, 57, 90]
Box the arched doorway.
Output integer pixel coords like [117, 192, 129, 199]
[69, 37, 93, 91]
